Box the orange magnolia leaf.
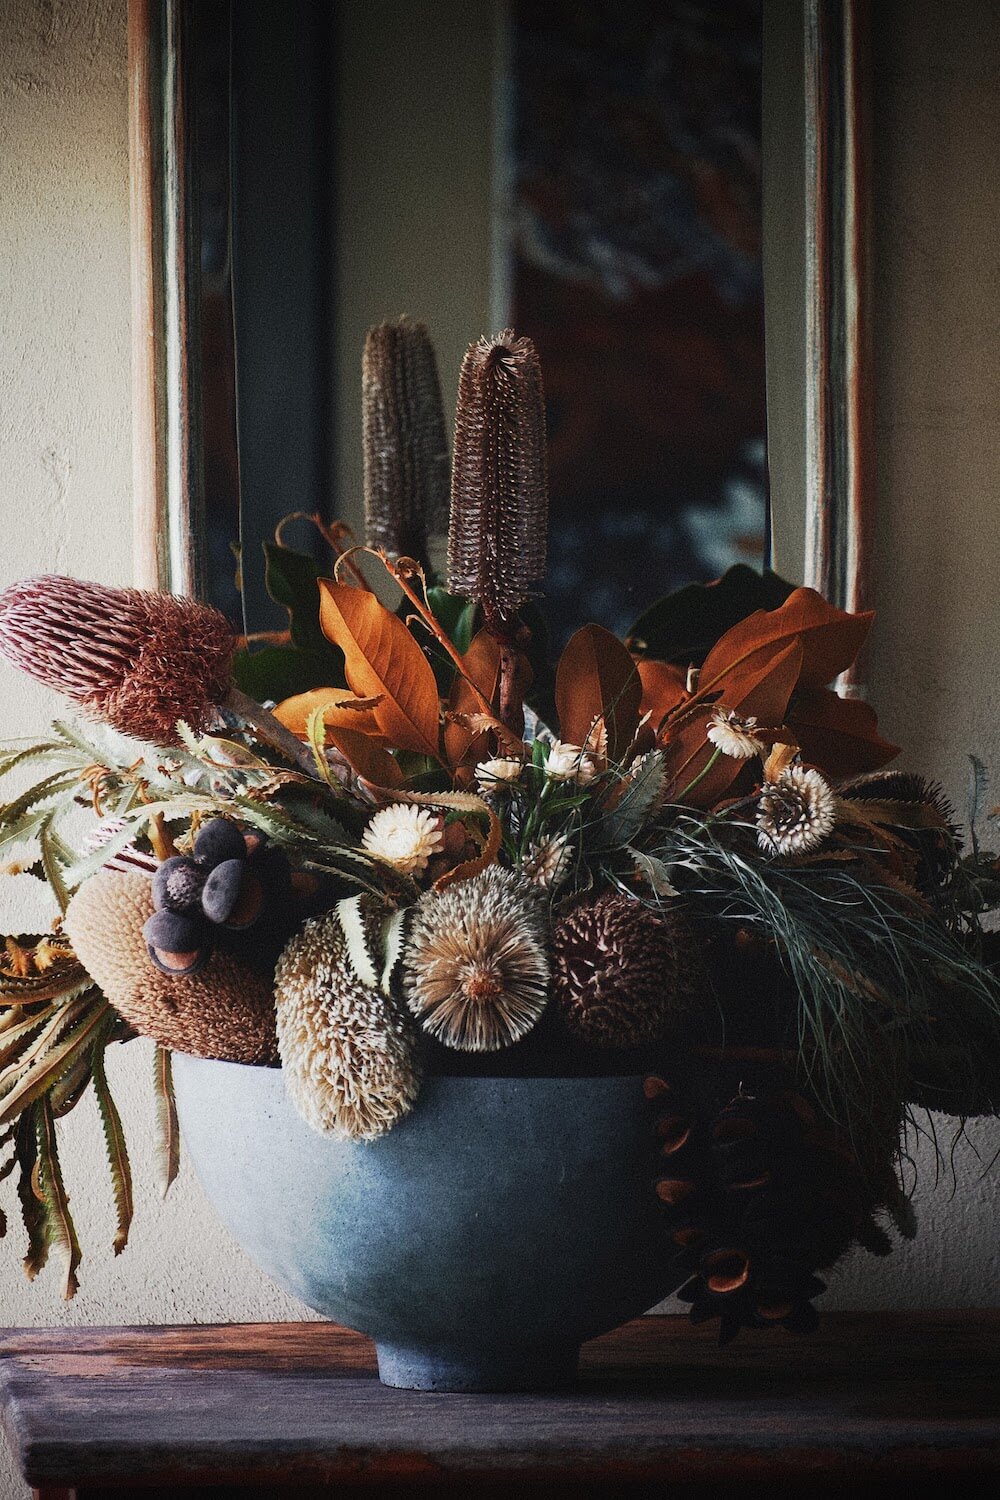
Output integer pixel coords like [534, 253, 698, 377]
[637, 658, 688, 731]
[444, 631, 530, 770]
[273, 686, 384, 741]
[661, 641, 804, 807]
[555, 624, 642, 761]
[700, 588, 874, 693]
[789, 686, 900, 777]
[318, 580, 442, 759]
[324, 726, 404, 788]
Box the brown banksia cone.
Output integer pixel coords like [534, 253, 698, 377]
[64, 870, 278, 1064]
[447, 330, 548, 630]
[0, 575, 235, 745]
[552, 891, 703, 1049]
[275, 908, 420, 1140]
[362, 318, 450, 568]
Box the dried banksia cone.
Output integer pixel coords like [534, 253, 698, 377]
[64, 870, 278, 1064]
[448, 331, 548, 732]
[552, 892, 702, 1049]
[363, 318, 450, 566]
[274, 909, 420, 1140]
[403, 866, 549, 1052]
[0, 575, 235, 745]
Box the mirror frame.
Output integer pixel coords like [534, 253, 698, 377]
[128, 0, 874, 644]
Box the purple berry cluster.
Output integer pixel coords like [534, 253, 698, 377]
[142, 819, 290, 976]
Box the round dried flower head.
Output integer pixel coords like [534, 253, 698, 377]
[475, 756, 524, 789]
[403, 866, 549, 1052]
[522, 831, 573, 890]
[552, 890, 703, 1049]
[546, 739, 598, 784]
[0, 575, 235, 745]
[757, 765, 837, 856]
[361, 803, 445, 876]
[275, 909, 420, 1141]
[707, 708, 766, 760]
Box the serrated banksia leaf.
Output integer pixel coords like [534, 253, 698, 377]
[363, 318, 450, 565]
[0, 575, 235, 746]
[447, 330, 548, 627]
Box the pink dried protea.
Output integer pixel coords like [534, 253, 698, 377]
[0, 575, 235, 744]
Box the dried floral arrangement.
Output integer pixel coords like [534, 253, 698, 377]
[2, 319, 1000, 1343]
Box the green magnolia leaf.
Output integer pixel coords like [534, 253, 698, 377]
[91, 1033, 133, 1256]
[627, 565, 796, 666]
[232, 644, 347, 704]
[34, 1095, 82, 1299]
[264, 541, 346, 658]
[153, 1046, 180, 1200]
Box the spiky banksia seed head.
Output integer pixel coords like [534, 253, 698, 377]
[275, 909, 420, 1141]
[552, 890, 702, 1049]
[0, 575, 235, 745]
[363, 317, 450, 564]
[403, 866, 550, 1052]
[447, 330, 548, 627]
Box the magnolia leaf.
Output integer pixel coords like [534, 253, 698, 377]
[318, 580, 442, 758]
[444, 631, 530, 769]
[274, 686, 385, 741]
[789, 687, 899, 776]
[555, 624, 642, 762]
[626, 565, 797, 664]
[700, 587, 873, 695]
[34, 1095, 82, 1299]
[324, 726, 404, 790]
[91, 1033, 133, 1256]
[336, 896, 380, 989]
[637, 658, 688, 732]
[153, 1046, 180, 1200]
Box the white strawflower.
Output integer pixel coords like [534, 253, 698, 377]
[476, 756, 524, 789]
[361, 803, 444, 876]
[707, 708, 766, 760]
[523, 832, 573, 890]
[757, 766, 837, 855]
[546, 739, 598, 784]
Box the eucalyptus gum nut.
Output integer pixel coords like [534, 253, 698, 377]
[223, 872, 265, 931]
[143, 908, 202, 954]
[152, 856, 195, 912]
[194, 818, 248, 869]
[201, 858, 247, 924]
[146, 941, 209, 977]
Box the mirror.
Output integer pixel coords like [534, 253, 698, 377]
[129, 0, 872, 660]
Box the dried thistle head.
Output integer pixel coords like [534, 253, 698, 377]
[403, 866, 549, 1052]
[64, 870, 278, 1064]
[363, 317, 450, 566]
[552, 890, 703, 1049]
[0, 575, 235, 745]
[274, 908, 420, 1141]
[447, 330, 548, 628]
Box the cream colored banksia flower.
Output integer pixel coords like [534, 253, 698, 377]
[757, 765, 837, 855]
[274, 910, 420, 1141]
[403, 867, 549, 1051]
[361, 803, 444, 877]
[706, 708, 766, 760]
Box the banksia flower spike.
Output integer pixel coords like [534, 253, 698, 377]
[0, 575, 235, 746]
[757, 766, 837, 856]
[403, 867, 549, 1052]
[64, 870, 279, 1064]
[275, 909, 420, 1141]
[362, 317, 450, 567]
[552, 891, 703, 1049]
[448, 330, 548, 731]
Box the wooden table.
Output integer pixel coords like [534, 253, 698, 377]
[2, 1312, 1000, 1498]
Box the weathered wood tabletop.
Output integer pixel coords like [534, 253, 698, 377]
[2, 1311, 999, 1498]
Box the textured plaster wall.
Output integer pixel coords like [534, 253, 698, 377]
[0, 0, 998, 1492]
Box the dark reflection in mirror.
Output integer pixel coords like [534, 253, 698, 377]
[191, 0, 764, 645]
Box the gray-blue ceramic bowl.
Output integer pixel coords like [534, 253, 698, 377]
[172, 1055, 677, 1390]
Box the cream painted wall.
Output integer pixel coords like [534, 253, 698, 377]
[0, 0, 998, 1493]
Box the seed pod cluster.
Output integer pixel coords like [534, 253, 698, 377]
[642, 1062, 901, 1344]
[143, 819, 289, 977]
